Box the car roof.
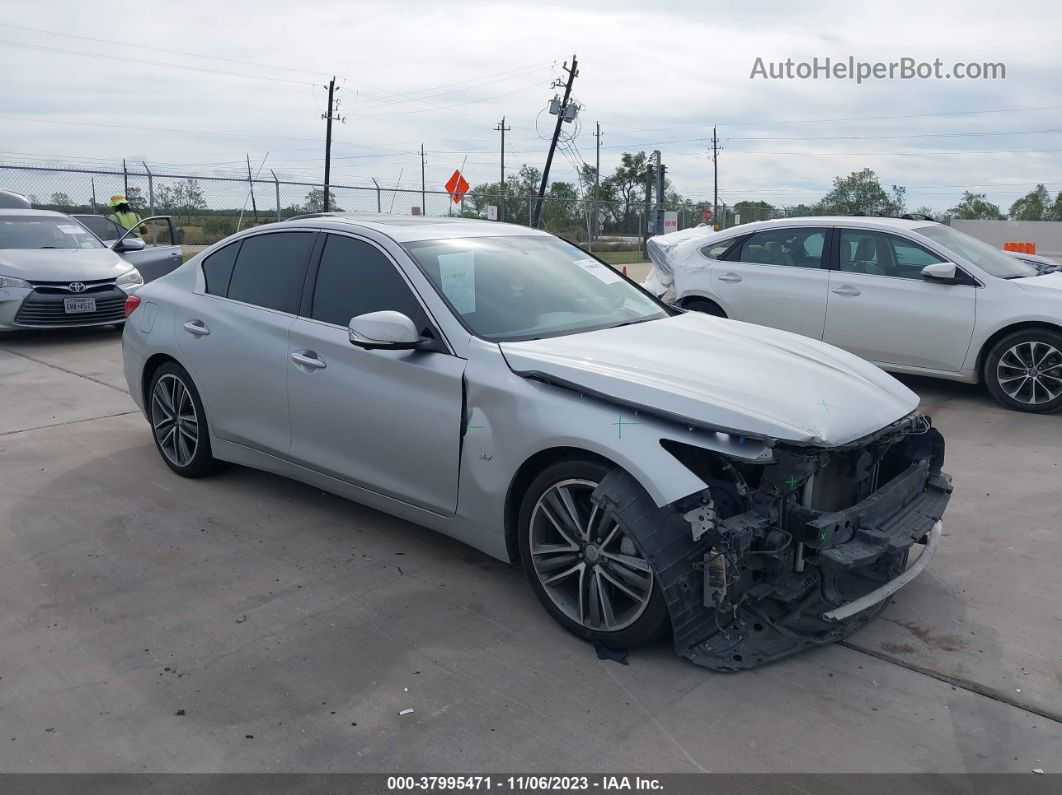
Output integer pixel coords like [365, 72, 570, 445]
[271, 213, 553, 243]
[719, 216, 937, 235]
[0, 209, 70, 218]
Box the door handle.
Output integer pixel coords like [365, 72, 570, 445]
[291, 351, 327, 370]
[183, 320, 210, 336]
[831, 285, 861, 297]
[718, 272, 742, 283]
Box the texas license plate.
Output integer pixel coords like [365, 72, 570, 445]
[64, 296, 96, 314]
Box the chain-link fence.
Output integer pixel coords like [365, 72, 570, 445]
[0, 162, 711, 257]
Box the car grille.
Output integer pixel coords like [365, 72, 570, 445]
[14, 287, 126, 327]
[28, 278, 117, 295]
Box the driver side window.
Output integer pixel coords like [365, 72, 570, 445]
[839, 230, 945, 280]
[309, 234, 430, 332]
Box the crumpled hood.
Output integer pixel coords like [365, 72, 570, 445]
[0, 248, 130, 282]
[499, 312, 919, 446]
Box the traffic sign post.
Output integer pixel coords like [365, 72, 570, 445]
[445, 170, 470, 204]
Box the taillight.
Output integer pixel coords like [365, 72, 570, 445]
[124, 295, 142, 318]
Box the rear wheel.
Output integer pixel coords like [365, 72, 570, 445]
[148, 362, 222, 477]
[518, 460, 669, 648]
[684, 298, 726, 318]
[983, 328, 1062, 413]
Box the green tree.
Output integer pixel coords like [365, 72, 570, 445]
[818, 168, 906, 215]
[1008, 184, 1051, 220]
[302, 187, 342, 213]
[125, 187, 147, 212]
[49, 192, 73, 209]
[947, 192, 1003, 220]
[732, 200, 777, 224]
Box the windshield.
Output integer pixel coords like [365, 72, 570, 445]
[916, 225, 1037, 279]
[404, 235, 669, 341]
[0, 215, 105, 250]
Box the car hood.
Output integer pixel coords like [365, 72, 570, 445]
[0, 248, 130, 282]
[1013, 271, 1062, 293]
[499, 312, 919, 446]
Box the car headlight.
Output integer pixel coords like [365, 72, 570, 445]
[0, 275, 31, 289]
[116, 268, 144, 288]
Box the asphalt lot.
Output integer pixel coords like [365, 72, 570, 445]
[0, 325, 1060, 774]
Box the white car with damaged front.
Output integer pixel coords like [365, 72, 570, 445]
[645, 217, 1062, 413]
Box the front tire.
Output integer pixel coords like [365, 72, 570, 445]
[983, 328, 1062, 413]
[518, 460, 669, 648]
[148, 362, 222, 477]
[684, 298, 726, 318]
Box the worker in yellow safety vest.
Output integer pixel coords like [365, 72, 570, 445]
[107, 195, 148, 238]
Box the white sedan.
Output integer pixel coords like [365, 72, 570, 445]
[645, 216, 1062, 413]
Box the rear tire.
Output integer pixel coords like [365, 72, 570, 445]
[147, 361, 223, 477]
[684, 298, 726, 318]
[518, 459, 669, 649]
[983, 328, 1062, 413]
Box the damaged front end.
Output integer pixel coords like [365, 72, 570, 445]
[591, 413, 952, 671]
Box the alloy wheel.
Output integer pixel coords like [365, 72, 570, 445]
[996, 340, 1062, 406]
[528, 479, 654, 632]
[151, 373, 200, 467]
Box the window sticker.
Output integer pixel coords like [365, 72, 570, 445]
[57, 224, 87, 234]
[574, 258, 623, 284]
[438, 252, 476, 314]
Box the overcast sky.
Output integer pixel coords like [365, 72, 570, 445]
[2, 0, 1060, 213]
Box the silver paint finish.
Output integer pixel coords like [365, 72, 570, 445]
[123, 215, 925, 563]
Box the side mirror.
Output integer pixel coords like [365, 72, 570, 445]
[114, 237, 145, 252]
[348, 310, 425, 350]
[921, 262, 957, 282]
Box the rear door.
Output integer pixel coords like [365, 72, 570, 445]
[177, 230, 317, 456]
[710, 226, 831, 339]
[286, 232, 465, 515]
[822, 228, 977, 372]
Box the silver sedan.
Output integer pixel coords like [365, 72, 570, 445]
[122, 215, 952, 670]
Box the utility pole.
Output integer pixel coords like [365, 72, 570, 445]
[711, 126, 720, 229]
[641, 160, 654, 257]
[653, 150, 665, 234]
[419, 144, 426, 216]
[321, 76, 344, 212]
[246, 154, 258, 222]
[592, 122, 601, 245]
[532, 54, 579, 228]
[495, 117, 510, 221]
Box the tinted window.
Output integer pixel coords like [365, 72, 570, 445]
[202, 241, 241, 296]
[311, 235, 428, 330]
[75, 215, 122, 240]
[839, 230, 944, 279]
[701, 239, 736, 259]
[227, 232, 315, 312]
[736, 228, 827, 268]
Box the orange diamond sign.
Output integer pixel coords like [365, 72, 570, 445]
[445, 169, 470, 204]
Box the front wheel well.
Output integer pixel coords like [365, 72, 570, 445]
[976, 321, 1062, 381]
[679, 296, 726, 317]
[504, 447, 617, 563]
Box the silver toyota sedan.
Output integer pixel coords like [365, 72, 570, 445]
[0, 209, 144, 330]
[122, 215, 952, 670]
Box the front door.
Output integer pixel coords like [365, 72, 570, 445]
[823, 228, 977, 372]
[710, 226, 831, 339]
[286, 233, 465, 515]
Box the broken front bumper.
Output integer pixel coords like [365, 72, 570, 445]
[593, 444, 952, 672]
